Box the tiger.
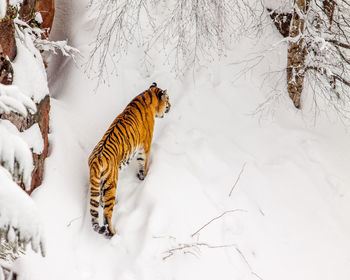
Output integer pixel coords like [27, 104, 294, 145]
[88, 82, 171, 238]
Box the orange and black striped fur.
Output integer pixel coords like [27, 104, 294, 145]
[88, 83, 171, 237]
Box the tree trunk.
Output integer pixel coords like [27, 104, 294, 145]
[323, 0, 335, 27]
[267, 8, 292, 38]
[286, 0, 310, 109]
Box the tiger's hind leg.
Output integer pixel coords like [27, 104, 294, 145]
[89, 161, 103, 234]
[90, 179, 101, 233]
[101, 169, 118, 238]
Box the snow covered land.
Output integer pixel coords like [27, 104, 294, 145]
[2, 0, 350, 279]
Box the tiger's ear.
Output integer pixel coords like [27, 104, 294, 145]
[162, 89, 167, 100]
[150, 82, 157, 89]
[158, 90, 167, 100]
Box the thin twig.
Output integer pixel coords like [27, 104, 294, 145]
[252, 272, 264, 280]
[235, 247, 264, 280]
[66, 216, 82, 227]
[229, 162, 247, 197]
[191, 209, 246, 238]
[235, 247, 252, 270]
[163, 242, 236, 261]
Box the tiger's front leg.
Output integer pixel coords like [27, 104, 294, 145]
[136, 148, 149, 181]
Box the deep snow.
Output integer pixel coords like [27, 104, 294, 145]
[6, 0, 350, 279]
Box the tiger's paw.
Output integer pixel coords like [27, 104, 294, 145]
[137, 170, 145, 181]
[98, 226, 106, 234]
[104, 231, 114, 239]
[92, 223, 101, 233]
[104, 227, 115, 239]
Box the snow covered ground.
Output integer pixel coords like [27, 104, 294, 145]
[10, 0, 350, 279]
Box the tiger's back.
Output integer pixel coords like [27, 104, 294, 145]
[88, 83, 170, 237]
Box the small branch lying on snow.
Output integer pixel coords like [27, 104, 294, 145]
[229, 162, 247, 197]
[162, 242, 235, 261]
[191, 209, 246, 238]
[159, 236, 264, 279]
[234, 247, 264, 280]
[156, 209, 263, 278]
[66, 216, 82, 227]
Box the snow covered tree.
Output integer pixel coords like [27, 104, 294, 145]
[87, 0, 259, 84]
[268, 0, 350, 113]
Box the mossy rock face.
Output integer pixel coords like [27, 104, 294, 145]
[0, 95, 50, 194]
[35, 0, 55, 38]
[0, 0, 53, 194]
[0, 5, 17, 61]
[0, 0, 55, 61]
[19, 0, 37, 23]
[0, 55, 13, 85]
[0, 5, 17, 22]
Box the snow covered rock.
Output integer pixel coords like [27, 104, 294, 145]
[0, 0, 6, 20]
[0, 0, 54, 193]
[1, 94, 50, 193]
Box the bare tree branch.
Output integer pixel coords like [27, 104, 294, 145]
[191, 209, 246, 238]
[326, 38, 350, 49]
[306, 66, 350, 87]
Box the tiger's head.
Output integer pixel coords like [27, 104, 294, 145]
[149, 82, 171, 118]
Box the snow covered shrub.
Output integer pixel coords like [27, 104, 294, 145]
[265, 0, 350, 115]
[0, 167, 45, 261]
[0, 84, 36, 190]
[0, 85, 44, 268]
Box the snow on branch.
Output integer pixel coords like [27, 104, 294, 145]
[0, 167, 45, 258]
[35, 39, 79, 60]
[14, 18, 79, 61]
